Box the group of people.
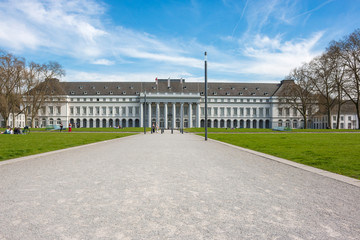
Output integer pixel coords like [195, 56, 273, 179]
[151, 123, 160, 133]
[1, 127, 23, 134]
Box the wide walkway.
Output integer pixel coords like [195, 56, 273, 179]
[1, 132, 359, 239]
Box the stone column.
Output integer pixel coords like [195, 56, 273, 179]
[180, 103, 184, 130]
[156, 103, 160, 127]
[164, 103, 168, 129]
[148, 102, 152, 128]
[196, 103, 201, 128]
[140, 103, 144, 127]
[189, 103, 192, 128]
[172, 103, 176, 129]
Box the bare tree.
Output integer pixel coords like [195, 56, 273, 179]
[307, 53, 337, 128]
[326, 42, 347, 129]
[281, 64, 318, 129]
[0, 51, 25, 127]
[22, 61, 65, 127]
[337, 29, 360, 129]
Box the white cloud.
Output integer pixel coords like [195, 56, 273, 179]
[92, 59, 115, 66]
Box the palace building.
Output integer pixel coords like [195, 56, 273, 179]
[2, 78, 357, 129]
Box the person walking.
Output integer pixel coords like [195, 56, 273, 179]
[68, 123, 72, 132]
[60, 123, 63, 132]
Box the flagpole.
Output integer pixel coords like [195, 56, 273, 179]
[204, 51, 208, 141]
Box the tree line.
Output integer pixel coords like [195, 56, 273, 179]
[283, 29, 360, 129]
[0, 50, 65, 128]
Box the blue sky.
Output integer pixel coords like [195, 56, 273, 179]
[0, 0, 359, 83]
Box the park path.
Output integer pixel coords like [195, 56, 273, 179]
[0, 131, 359, 239]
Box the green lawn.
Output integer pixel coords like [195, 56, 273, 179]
[0, 132, 135, 161]
[1, 127, 149, 133]
[187, 127, 360, 133]
[202, 133, 360, 179]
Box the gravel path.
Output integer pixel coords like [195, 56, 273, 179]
[1, 131, 359, 239]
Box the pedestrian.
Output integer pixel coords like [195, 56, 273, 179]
[60, 123, 63, 132]
[156, 124, 159, 133]
[152, 123, 155, 133]
[68, 123, 72, 132]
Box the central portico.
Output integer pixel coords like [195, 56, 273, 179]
[139, 92, 201, 129]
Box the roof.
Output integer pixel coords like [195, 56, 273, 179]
[60, 79, 282, 97]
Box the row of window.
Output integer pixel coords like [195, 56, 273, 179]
[201, 107, 271, 117]
[70, 98, 137, 102]
[69, 106, 140, 116]
[278, 108, 298, 117]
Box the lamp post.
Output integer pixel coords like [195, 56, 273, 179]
[144, 91, 146, 134]
[205, 51, 208, 141]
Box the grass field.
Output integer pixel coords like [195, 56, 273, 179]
[1, 127, 149, 133]
[0, 132, 135, 161]
[187, 127, 360, 133]
[202, 133, 360, 179]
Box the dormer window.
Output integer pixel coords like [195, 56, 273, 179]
[70, 91, 75, 95]
[213, 92, 217, 95]
[226, 92, 230, 95]
[51, 90, 54, 94]
[251, 93, 256, 96]
[256, 87, 260, 90]
[264, 92, 269, 96]
[117, 86, 121, 89]
[122, 91, 126, 94]
[129, 86, 134, 89]
[231, 87, 235, 90]
[152, 86, 156, 89]
[200, 91, 204, 95]
[79, 86, 83, 89]
[243, 87, 247, 90]
[168, 87, 171, 89]
[109, 91, 113, 95]
[239, 92, 243, 95]
[135, 91, 139, 94]
[218, 87, 222, 90]
[92, 86, 95, 89]
[83, 91, 87, 95]
[96, 91, 100, 95]
[183, 86, 187, 89]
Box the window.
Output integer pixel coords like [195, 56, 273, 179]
[49, 106, 53, 115]
[293, 108, 298, 116]
[252, 108, 257, 116]
[49, 118, 54, 125]
[76, 107, 80, 115]
[122, 107, 126, 116]
[259, 108, 264, 117]
[214, 107, 218, 116]
[201, 107, 205, 116]
[56, 106, 61, 115]
[246, 108, 250, 116]
[70, 107, 74, 115]
[233, 108, 238, 116]
[240, 108, 244, 116]
[207, 108, 211, 116]
[220, 107, 225, 116]
[82, 107, 87, 115]
[96, 107, 100, 115]
[333, 116, 336, 121]
[102, 107, 106, 115]
[89, 107, 93, 115]
[348, 123, 352, 129]
[128, 107, 133, 116]
[226, 107, 231, 116]
[348, 116, 352, 121]
[115, 107, 120, 115]
[286, 108, 290, 116]
[266, 108, 270, 117]
[278, 108, 283, 116]
[340, 123, 344, 129]
[109, 107, 113, 115]
[135, 107, 140, 115]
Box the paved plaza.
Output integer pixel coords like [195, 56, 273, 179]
[1, 131, 360, 239]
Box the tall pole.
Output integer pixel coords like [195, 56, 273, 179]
[205, 51, 208, 141]
[144, 91, 147, 134]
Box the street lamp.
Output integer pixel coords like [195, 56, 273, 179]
[205, 51, 208, 141]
